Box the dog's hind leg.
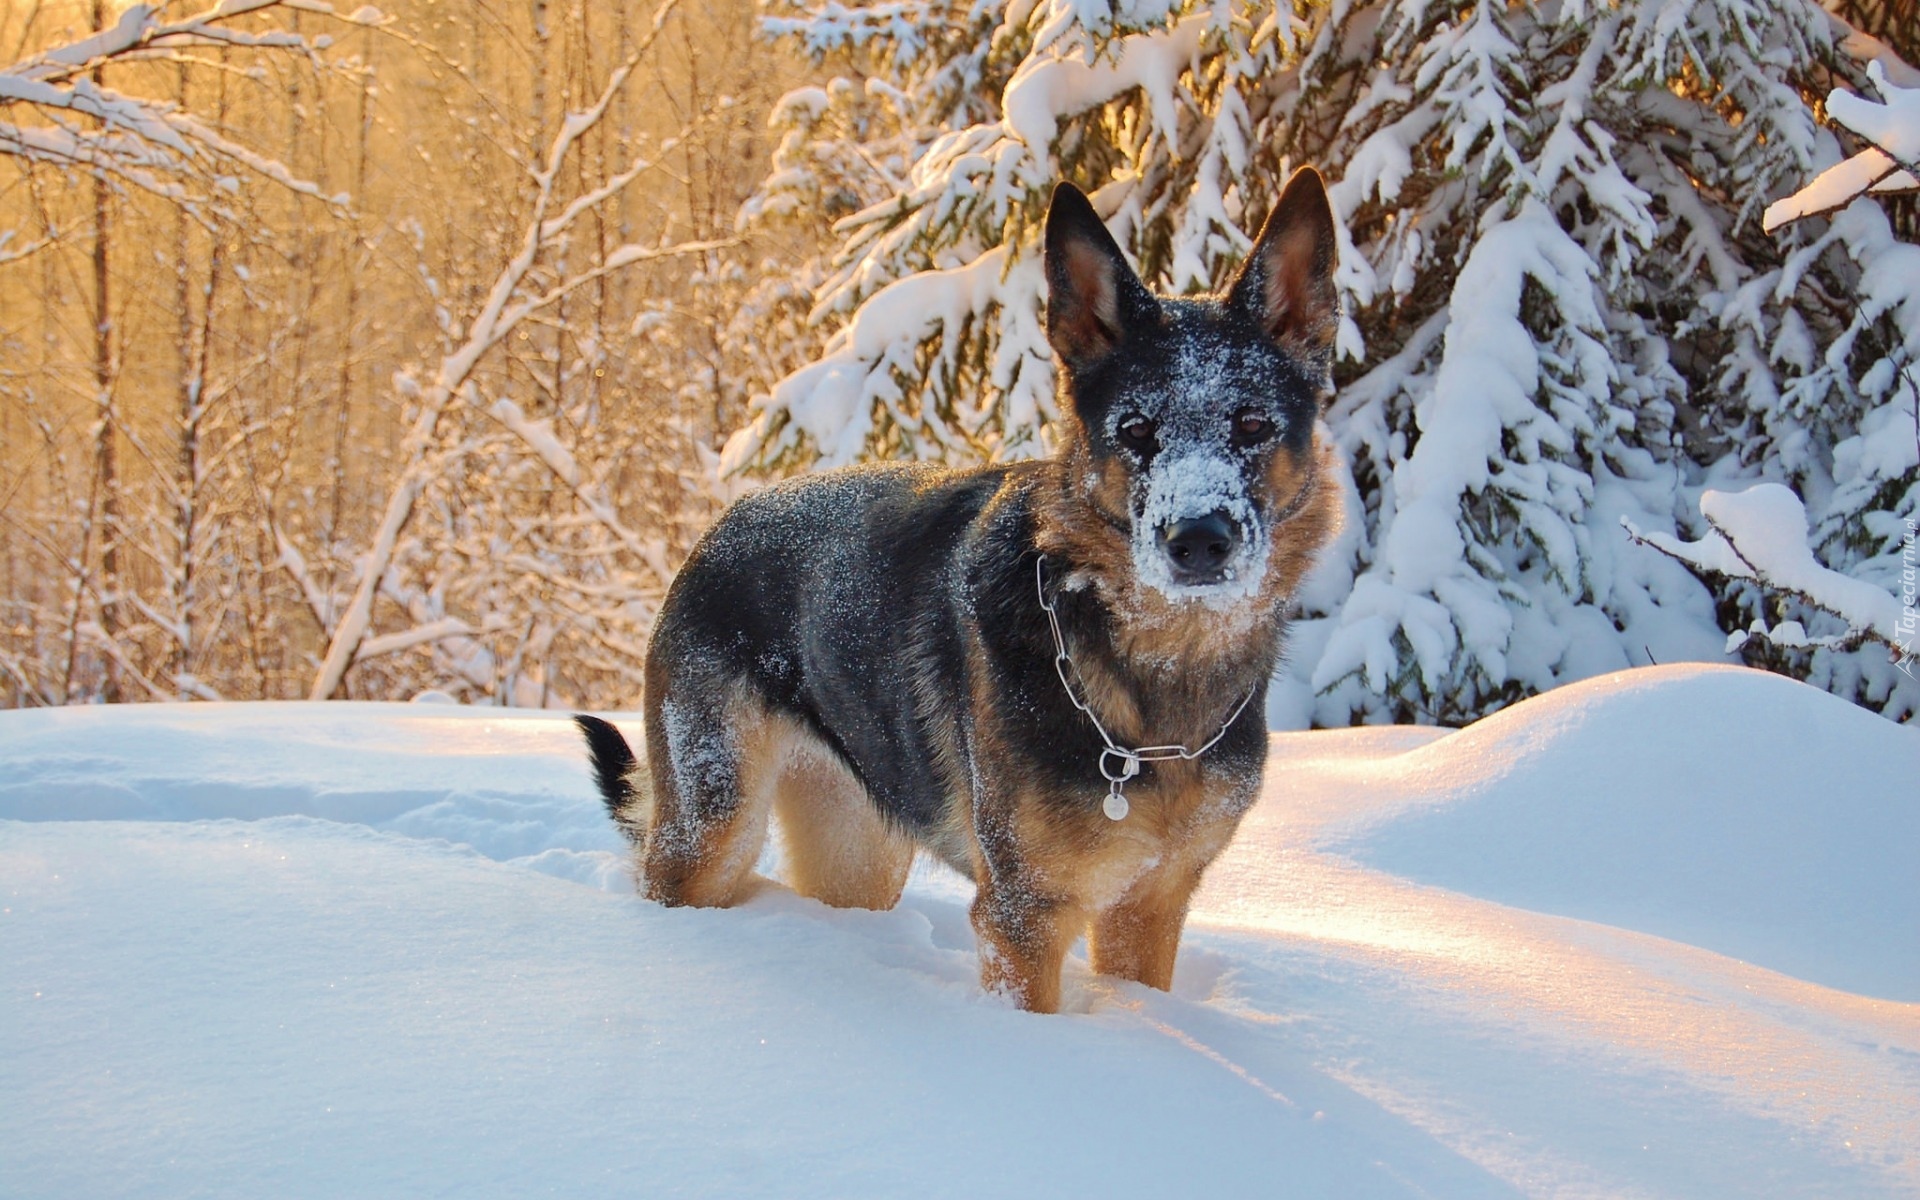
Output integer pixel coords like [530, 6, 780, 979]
[639, 668, 776, 908]
[772, 728, 913, 910]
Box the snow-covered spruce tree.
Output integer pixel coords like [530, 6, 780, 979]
[728, 0, 1919, 723]
[1657, 55, 1920, 715]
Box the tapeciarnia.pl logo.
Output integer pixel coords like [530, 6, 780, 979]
[1899, 516, 1917, 679]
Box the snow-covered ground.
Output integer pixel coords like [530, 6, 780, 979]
[3, 663, 1916, 1198]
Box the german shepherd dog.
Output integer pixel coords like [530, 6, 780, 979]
[577, 167, 1341, 1013]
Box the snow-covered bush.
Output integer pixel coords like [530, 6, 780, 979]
[1699, 55, 1920, 702]
[730, 0, 1920, 723]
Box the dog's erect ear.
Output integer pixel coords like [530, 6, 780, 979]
[1044, 182, 1152, 372]
[1228, 166, 1339, 359]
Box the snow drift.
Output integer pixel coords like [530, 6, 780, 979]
[2, 664, 1916, 1197]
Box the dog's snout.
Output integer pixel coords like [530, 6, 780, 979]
[1158, 511, 1240, 583]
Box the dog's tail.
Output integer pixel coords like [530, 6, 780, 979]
[573, 714, 652, 845]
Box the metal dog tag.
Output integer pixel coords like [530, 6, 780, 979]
[1103, 789, 1130, 821]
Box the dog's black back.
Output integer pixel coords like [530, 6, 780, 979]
[649, 463, 1006, 851]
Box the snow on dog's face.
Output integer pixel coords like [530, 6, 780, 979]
[1043, 170, 1339, 609]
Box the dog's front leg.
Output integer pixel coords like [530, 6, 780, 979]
[1088, 863, 1204, 991]
[970, 877, 1080, 1014]
[962, 713, 1083, 1011]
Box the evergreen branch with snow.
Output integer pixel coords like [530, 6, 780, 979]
[1763, 61, 1920, 231]
[1624, 484, 1911, 661]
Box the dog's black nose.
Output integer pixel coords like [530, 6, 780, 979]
[1158, 511, 1240, 583]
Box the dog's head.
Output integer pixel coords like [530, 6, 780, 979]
[1044, 168, 1338, 613]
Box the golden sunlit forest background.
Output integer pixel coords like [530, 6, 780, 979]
[2, 0, 823, 706]
[4, 0, 1916, 718]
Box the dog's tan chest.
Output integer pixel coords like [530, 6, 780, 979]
[1009, 768, 1244, 915]
[1071, 820, 1171, 911]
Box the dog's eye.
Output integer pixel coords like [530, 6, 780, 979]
[1232, 410, 1274, 445]
[1116, 414, 1157, 452]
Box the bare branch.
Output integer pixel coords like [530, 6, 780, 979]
[1, 0, 351, 221]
